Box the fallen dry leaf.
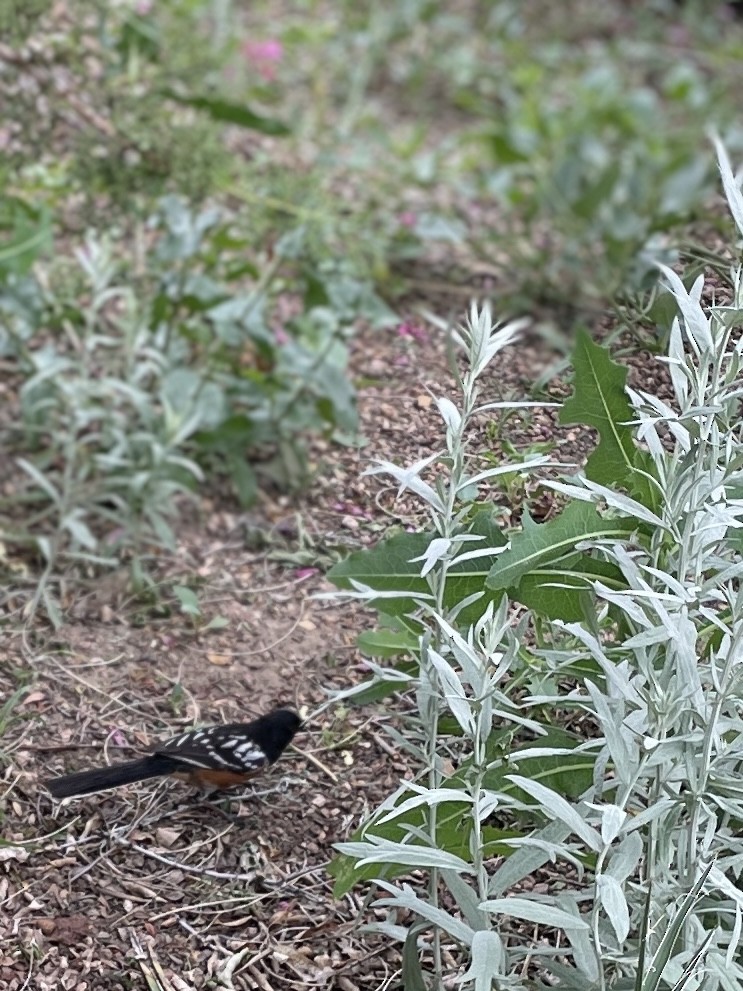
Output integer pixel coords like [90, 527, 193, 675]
[155, 827, 181, 849]
[0, 846, 29, 864]
[22, 691, 47, 705]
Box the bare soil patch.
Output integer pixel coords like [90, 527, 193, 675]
[0, 321, 549, 983]
[0, 310, 678, 988]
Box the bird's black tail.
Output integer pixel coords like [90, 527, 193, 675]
[44, 755, 179, 799]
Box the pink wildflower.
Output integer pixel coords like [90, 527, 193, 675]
[397, 322, 428, 343]
[294, 567, 320, 581]
[242, 39, 284, 80]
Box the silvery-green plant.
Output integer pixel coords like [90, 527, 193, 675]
[13, 235, 204, 625]
[330, 142, 743, 990]
[331, 305, 562, 989]
[511, 137, 743, 989]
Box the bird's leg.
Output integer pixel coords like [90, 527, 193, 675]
[191, 785, 242, 822]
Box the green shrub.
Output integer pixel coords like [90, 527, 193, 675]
[2, 195, 392, 622]
[327, 141, 743, 988]
[469, 60, 719, 319]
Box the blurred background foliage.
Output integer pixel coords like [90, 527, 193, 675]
[2, 0, 742, 602]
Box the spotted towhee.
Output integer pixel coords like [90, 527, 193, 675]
[44, 708, 301, 799]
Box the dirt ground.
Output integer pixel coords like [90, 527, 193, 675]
[0, 303, 683, 990]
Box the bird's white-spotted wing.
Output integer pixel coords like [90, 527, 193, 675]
[155, 724, 269, 772]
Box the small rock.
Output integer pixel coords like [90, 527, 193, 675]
[207, 653, 232, 666]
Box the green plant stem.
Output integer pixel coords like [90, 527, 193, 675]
[471, 713, 489, 909]
[425, 658, 443, 990]
[272, 325, 343, 424]
[422, 347, 481, 983]
[23, 447, 78, 628]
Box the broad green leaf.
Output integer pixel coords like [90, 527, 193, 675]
[163, 90, 290, 135]
[480, 727, 595, 802]
[356, 628, 417, 658]
[327, 529, 431, 614]
[0, 196, 52, 275]
[560, 330, 657, 506]
[514, 552, 625, 621]
[195, 415, 255, 451]
[328, 510, 507, 626]
[161, 368, 227, 430]
[486, 501, 637, 593]
[221, 456, 256, 508]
